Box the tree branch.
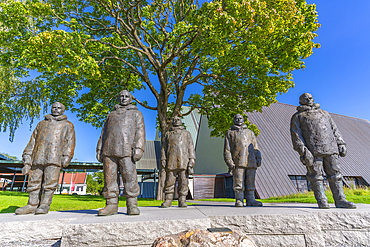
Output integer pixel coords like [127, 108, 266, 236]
[131, 95, 157, 110]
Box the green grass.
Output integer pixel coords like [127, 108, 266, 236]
[199, 187, 370, 204]
[2, 187, 369, 213]
[0, 191, 176, 213]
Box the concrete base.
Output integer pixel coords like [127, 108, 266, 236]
[1, 202, 370, 246]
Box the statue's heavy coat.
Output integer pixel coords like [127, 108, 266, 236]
[97, 104, 145, 158]
[161, 126, 195, 170]
[23, 114, 75, 166]
[290, 104, 345, 156]
[224, 125, 259, 168]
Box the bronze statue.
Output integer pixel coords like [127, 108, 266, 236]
[15, 102, 75, 215]
[290, 93, 356, 209]
[96, 90, 145, 216]
[224, 114, 262, 207]
[160, 116, 195, 208]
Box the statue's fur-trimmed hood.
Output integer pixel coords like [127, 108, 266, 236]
[297, 103, 321, 112]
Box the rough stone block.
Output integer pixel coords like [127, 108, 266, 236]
[0, 218, 75, 243]
[304, 234, 325, 247]
[61, 219, 212, 247]
[324, 230, 370, 246]
[246, 234, 306, 247]
[210, 214, 321, 234]
[317, 212, 370, 231]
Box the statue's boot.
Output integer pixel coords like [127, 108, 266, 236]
[329, 180, 356, 209]
[98, 197, 119, 216]
[127, 197, 140, 215]
[178, 195, 187, 208]
[245, 190, 263, 207]
[311, 180, 330, 209]
[235, 191, 244, 207]
[245, 169, 262, 207]
[15, 191, 39, 215]
[161, 194, 173, 208]
[35, 190, 55, 214]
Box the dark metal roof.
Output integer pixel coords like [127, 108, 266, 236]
[247, 103, 370, 199]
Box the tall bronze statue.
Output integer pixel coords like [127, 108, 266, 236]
[224, 114, 262, 207]
[290, 93, 356, 209]
[96, 90, 145, 216]
[15, 102, 75, 215]
[160, 116, 195, 208]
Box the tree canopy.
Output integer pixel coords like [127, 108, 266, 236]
[86, 171, 104, 195]
[0, 0, 320, 139]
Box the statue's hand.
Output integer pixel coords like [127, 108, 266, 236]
[228, 165, 235, 176]
[226, 159, 235, 176]
[188, 158, 195, 168]
[96, 150, 102, 163]
[338, 144, 347, 157]
[187, 166, 194, 175]
[256, 159, 262, 167]
[300, 146, 313, 166]
[22, 164, 31, 175]
[61, 156, 71, 168]
[161, 160, 166, 169]
[133, 148, 144, 162]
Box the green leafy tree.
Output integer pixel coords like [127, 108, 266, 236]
[0, 0, 47, 141]
[0, 152, 17, 160]
[86, 172, 104, 195]
[0, 0, 320, 198]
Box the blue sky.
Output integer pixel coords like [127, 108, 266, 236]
[0, 0, 369, 162]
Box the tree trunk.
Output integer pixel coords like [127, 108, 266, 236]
[156, 103, 169, 201]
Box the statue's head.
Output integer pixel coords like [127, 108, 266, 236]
[233, 114, 244, 126]
[299, 93, 314, 106]
[172, 116, 182, 127]
[118, 90, 133, 106]
[51, 102, 65, 116]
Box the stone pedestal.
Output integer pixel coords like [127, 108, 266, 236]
[1, 202, 369, 246]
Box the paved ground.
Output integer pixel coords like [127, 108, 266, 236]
[1, 201, 369, 246]
[4, 200, 369, 223]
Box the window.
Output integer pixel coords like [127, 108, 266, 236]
[343, 176, 369, 189]
[289, 175, 308, 192]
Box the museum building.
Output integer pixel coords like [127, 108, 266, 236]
[191, 103, 370, 199]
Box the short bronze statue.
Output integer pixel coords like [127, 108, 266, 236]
[97, 90, 145, 216]
[290, 93, 356, 209]
[224, 114, 262, 207]
[160, 116, 195, 208]
[15, 102, 75, 215]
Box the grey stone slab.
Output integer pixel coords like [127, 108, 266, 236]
[209, 214, 321, 234]
[65, 205, 209, 225]
[247, 234, 306, 247]
[0, 218, 74, 243]
[324, 230, 370, 246]
[61, 218, 212, 247]
[318, 212, 370, 231]
[2, 202, 370, 246]
[192, 202, 317, 216]
[305, 234, 326, 247]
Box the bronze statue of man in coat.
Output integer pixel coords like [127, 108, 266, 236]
[290, 93, 355, 209]
[97, 90, 145, 216]
[16, 102, 75, 215]
[224, 114, 262, 207]
[160, 116, 195, 208]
